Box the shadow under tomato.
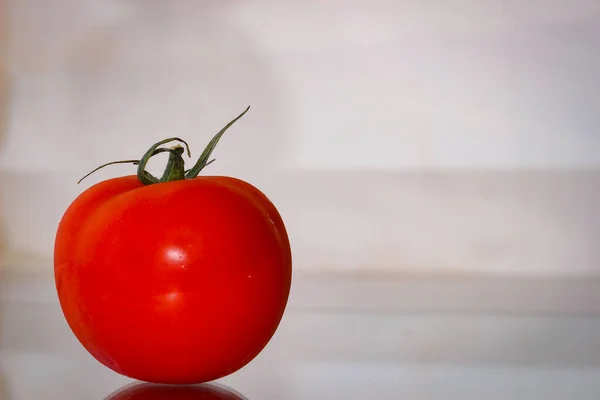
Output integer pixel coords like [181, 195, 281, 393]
[104, 382, 248, 400]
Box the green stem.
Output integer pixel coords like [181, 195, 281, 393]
[159, 146, 186, 182]
[136, 138, 191, 185]
[77, 148, 179, 185]
[78, 160, 140, 185]
[76, 106, 250, 186]
[185, 106, 250, 179]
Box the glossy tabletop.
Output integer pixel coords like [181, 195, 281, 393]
[2, 273, 600, 399]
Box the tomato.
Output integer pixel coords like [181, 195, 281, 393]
[54, 107, 292, 384]
[106, 382, 245, 400]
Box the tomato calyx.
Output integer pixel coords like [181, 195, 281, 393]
[77, 106, 251, 185]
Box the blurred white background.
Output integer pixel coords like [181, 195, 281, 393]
[3, 2, 600, 399]
[1, 0, 600, 277]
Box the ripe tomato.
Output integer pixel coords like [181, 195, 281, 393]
[106, 382, 245, 400]
[54, 107, 292, 384]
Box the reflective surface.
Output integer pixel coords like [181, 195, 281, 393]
[3, 273, 600, 399]
[105, 382, 247, 400]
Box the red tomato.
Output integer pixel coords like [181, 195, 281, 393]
[54, 107, 292, 384]
[106, 382, 245, 400]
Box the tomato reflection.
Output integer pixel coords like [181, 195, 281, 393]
[105, 382, 247, 400]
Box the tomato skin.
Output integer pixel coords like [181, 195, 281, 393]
[54, 175, 292, 384]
